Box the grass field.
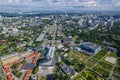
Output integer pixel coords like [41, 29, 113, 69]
[107, 52, 118, 58]
[75, 69, 105, 80]
[96, 61, 113, 71]
[68, 51, 89, 62]
[0, 76, 2, 80]
[85, 61, 94, 67]
[92, 66, 110, 78]
[93, 50, 108, 60]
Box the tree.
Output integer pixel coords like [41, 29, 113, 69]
[17, 72, 22, 78]
[33, 67, 38, 74]
[47, 35, 53, 40]
[0, 76, 2, 80]
[64, 75, 70, 80]
[76, 63, 85, 72]
[13, 70, 22, 78]
[24, 38, 29, 42]
[86, 76, 94, 80]
[20, 60, 25, 64]
[74, 40, 80, 44]
[11, 63, 20, 69]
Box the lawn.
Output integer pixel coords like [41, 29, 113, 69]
[89, 58, 99, 64]
[92, 66, 110, 78]
[117, 59, 120, 67]
[85, 61, 94, 68]
[68, 51, 89, 62]
[74, 75, 84, 80]
[41, 77, 47, 80]
[0, 76, 2, 80]
[96, 61, 113, 71]
[78, 69, 104, 80]
[114, 66, 120, 76]
[107, 52, 118, 58]
[93, 50, 108, 60]
[85, 58, 99, 68]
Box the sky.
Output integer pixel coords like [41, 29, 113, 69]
[0, 0, 120, 12]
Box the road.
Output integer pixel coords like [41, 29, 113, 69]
[42, 27, 50, 46]
[52, 24, 57, 46]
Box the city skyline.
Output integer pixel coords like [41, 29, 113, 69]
[0, 1, 120, 79]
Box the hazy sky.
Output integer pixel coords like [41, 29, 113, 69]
[0, 0, 120, 12]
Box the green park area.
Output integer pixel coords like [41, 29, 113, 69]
[0, 45, 11, 56]
[114, 58, 120, 76]
[68, 51, 89, 62]
[0, 76, 2, 80]
[85, 50, 108, 68]
[75, 49, 118, 79]
[75, 69, 105, 80]
[11, 63, 23, 78]
[41, 77, 47, 80]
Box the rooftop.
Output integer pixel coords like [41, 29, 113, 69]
[24, 63, 34, 70]
[36, 32, 46, 42]
[80, 42, 101, 50]
[39, 47, 55, 66]
[3, 66, 13, 80]
[61, 64, 71, 74]
[62, 38, 73, 43]
[23, 68, 32, 80]
[61, 64, 76, 75]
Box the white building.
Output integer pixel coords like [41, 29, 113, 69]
[38, 46, 55, 76]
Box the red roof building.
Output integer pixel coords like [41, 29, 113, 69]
[3, 67, 13, 80]
[23, 68, 32, 80]
[20, 62, 27, 70]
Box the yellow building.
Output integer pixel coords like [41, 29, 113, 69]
[1, 54, 20, 65]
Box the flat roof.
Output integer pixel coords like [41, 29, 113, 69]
[80, 42, 101, 50]
[48, 47, 55, 58]
[24, 63, 34, 70]
[2, 55, 20, 65]
[1, 53, 18, 60]
[36, 32, 46, 42]
[62, 38, 73, 43]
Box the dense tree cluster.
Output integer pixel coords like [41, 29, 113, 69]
[33, 67, 39, 74]
[80, 26, 120, 50]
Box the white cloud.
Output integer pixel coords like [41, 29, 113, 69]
[0, 0, 120, 11]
